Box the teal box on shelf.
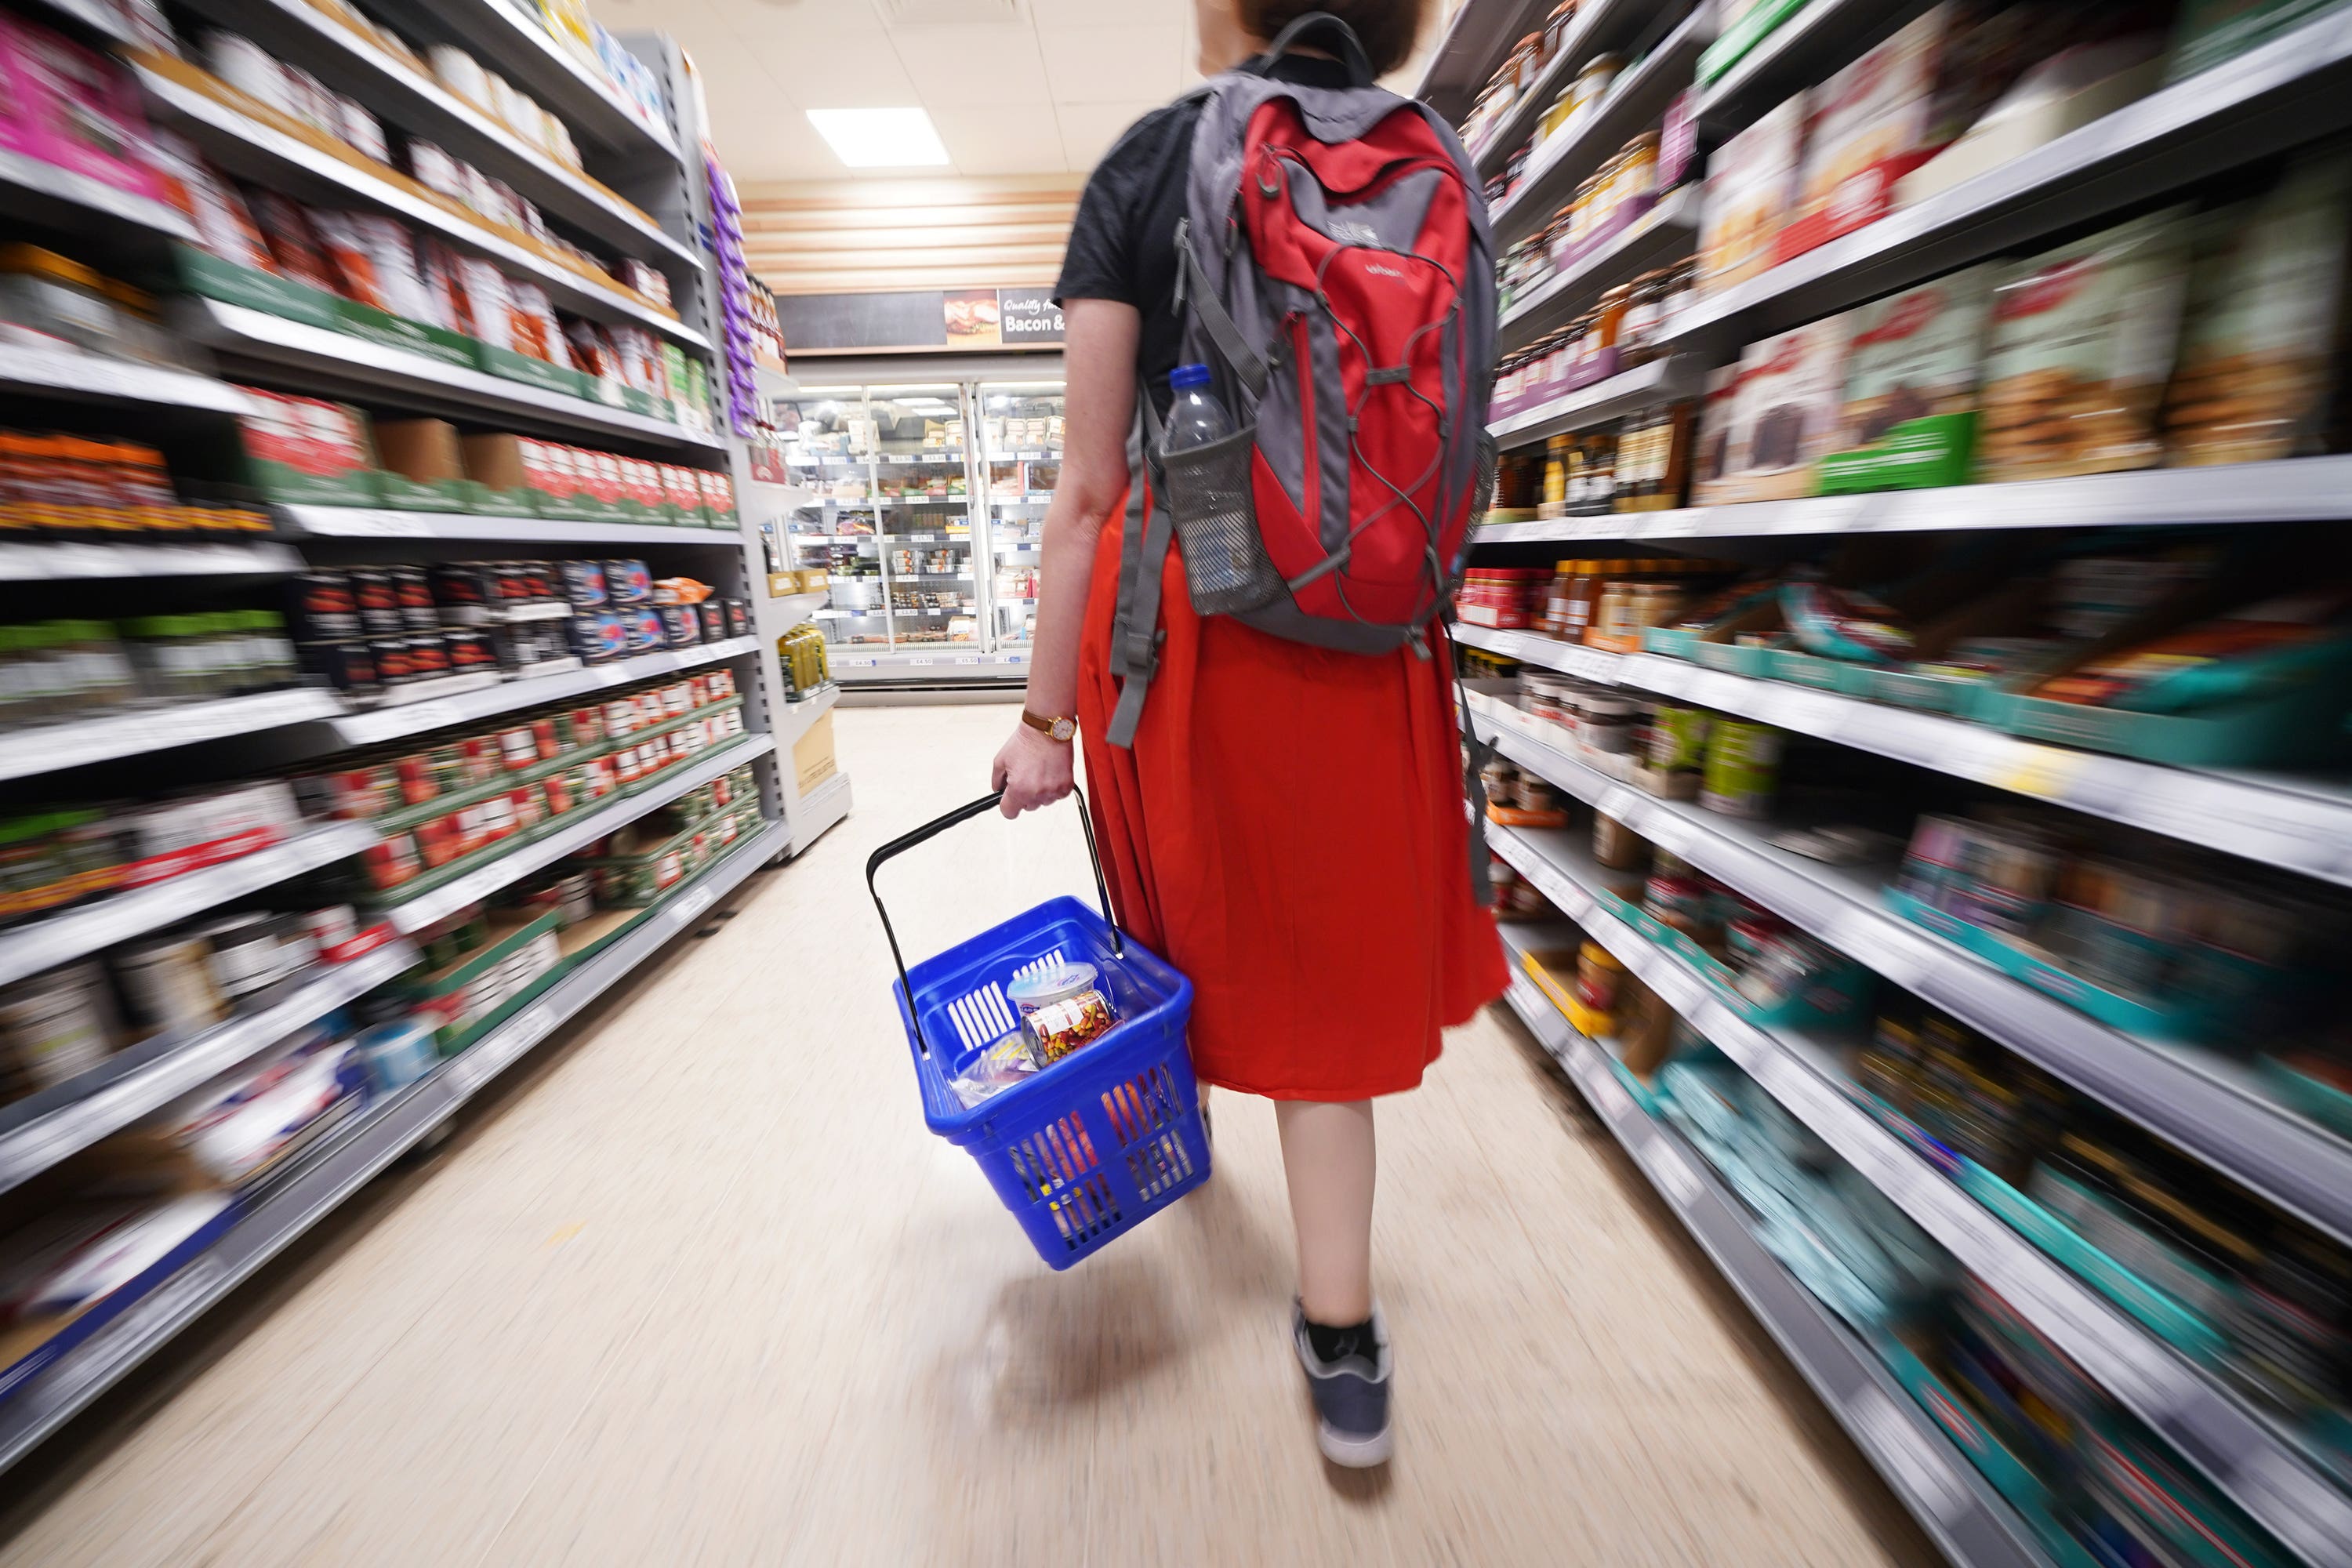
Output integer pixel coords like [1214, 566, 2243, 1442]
[1641, 626, 1704, 661]
[1597, 884, 1871, 1033]
[1855, 663, 2000, 718]
[1952, 1163, 2231, 1362]
[1766, 646, 1873, 695]
[327, 299, 474, 369]
[1693, 637, 1774, 677]
[1984, 644, 2352, 768]
[170, 244, 343, 331]
[1882, 887, 2230, 1043]
[473, 342, 594, 401]
[2259, 1056, 2352, 1139]
[1867, 1334, 2110, 1568]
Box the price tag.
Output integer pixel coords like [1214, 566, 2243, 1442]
[1588, 1071, 1635, 1120]
[954, 656, 979, 665]
[388, 700, 460, 733]
[906, 658, 934, 666]
[667, 885, 717, 931]
[1992, 742, 2084, 803]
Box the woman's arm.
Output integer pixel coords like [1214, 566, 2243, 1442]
[991, 299, 1142, 816]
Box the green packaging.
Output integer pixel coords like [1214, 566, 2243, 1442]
[1818, 267, 1993, 493]
[1700, 717, 1782, 818]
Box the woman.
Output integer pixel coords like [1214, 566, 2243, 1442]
[989, 0, 1504, 1468]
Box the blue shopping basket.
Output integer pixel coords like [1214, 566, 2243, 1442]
[867, 788, 1211, 1269]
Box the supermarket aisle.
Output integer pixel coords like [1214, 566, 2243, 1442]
[0, 707, 1932, 1567]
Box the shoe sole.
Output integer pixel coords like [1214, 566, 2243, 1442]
[1316, 1419, 1392, 1468]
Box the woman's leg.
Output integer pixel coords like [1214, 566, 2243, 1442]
[1274, 1098, 1376, 1324]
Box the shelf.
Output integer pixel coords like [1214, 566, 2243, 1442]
[760, 590, 828, 630]
[26, 0, 144, 44]
[381, 732, 773, 931]
[1450, 628, 2352, 892]
[317, 637, 759, 747]
[1472, 454, 2352, 543]
[1487, 818, 2352, 1566]
[0, 148, 198, 257]
[0, 822, 376, 991]
[0, 686, 346, 783]
[1497, 186, 1702, 354]
[1470, 691, 2352, 1247]
[0, 938, 415, 1196]
[790, 771, 853, 850]
[833, 648, 1027, 676]
[183, 301, 720, 450]
[1450, 622, 1625, 683]
[136, 64, 705, 350]
[1693, 0, 1926, 134]
[775, 681, 838, 745]
[0, 343, 256, 417]
[1460, 0, 1661, 163]
[173, 0, 692, 265]
[1657, 7, 2352, 359]
[0, 822, 782, 1475]
[1490, 8, 1715, 247]
[1414, 0, 1548, 111]
[277, 504, 734, 544]
[1495, 926, 2053, 1568]
[0, 540, 301, 580]
[368, 0, 682, 167]
[1488, 354, 1708, 446]
[1621, 654, 2352, 890]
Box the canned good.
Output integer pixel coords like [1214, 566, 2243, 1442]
[364, 833, 423, 891]
[288, 572, 360, 641]
[370, 636, 418, 686]
[697, 601, 725, 642]
[1701, 718, 1782, 818]
[0, 961, 115, 1090]
[1648, 702, 1711, 773]
[405, 633, 452, 681]
[352, 569, 403, 636]
[445, 627, 495, 676]
[393, 567, 437, 630]
[117, 931, 227, 1036]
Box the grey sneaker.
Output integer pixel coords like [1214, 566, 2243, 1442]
[1292, 1301, 1392, 1467]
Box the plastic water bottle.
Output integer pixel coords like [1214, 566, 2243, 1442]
[1160, 363, 1231, 457]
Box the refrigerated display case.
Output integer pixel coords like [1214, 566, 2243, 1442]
[974, 380, 1065, 655]
[769, 376, 1062, 684]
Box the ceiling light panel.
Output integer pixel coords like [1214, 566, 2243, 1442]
[807, 107, 953, 168]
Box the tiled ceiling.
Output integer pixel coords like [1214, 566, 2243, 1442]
[591, 0, 1436, 182]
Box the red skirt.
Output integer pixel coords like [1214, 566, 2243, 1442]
[1075, 493, 1508, 1101]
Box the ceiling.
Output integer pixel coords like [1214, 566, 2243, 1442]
[593, 0, 1205, 182]
[591, 0, 1439, 183]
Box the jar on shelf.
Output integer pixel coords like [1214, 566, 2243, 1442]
[1573, 940, 1624, 1033]
[1594, 283, 1632, 351]
[1617, 131, 1661, 215]
[1544, 0, 1579, 57]
[1570, 51, 1621, 122]
[1541, 434, 1573, 509]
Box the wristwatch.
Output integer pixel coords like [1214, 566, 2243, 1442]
[1022, 709, 1077, 742]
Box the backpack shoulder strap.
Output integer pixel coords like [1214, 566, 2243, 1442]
[1105, 386, 1178, 750]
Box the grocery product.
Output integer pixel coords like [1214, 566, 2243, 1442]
[1819, 265, 1994, 492]
[1976, 209, 2194, 483]
[1695, 97, 1803, 296]
[1006, 960, 1117, 1065]
[1700, 717, 1781, 818]
[1698, 317, 1855, 503]
[2163, 153, 2352, 467]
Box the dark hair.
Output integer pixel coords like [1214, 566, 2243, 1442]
[1239, 0, 1430, 78]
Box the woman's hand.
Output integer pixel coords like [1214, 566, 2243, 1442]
[992, 723, 1075, 817]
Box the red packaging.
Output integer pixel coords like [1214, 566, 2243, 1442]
[415, 815, 463, 869]
[247, 191, 339, 293]
[696, 468, 735, 521]
[661, 464, 703, 517]
[235, 389, 376, 483]
[574, 448, 624, 509]
[363, 835, 422, 890]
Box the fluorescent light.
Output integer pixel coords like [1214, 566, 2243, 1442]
[806, 107, 949, 168]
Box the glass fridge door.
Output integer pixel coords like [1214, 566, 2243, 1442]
[868, 383, 980, 652]
[774, 385, 887, 657]
[973, 379, 1065, 655]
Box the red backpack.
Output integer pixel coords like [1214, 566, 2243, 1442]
[1104, 12, 1499, 750]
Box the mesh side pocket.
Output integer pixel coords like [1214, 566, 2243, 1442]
[1161, 423, 1284, 617]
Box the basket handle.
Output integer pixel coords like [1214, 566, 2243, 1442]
[866, 786, 1124, 1057]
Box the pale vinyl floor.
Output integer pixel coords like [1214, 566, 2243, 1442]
[0, 705, 1938, 1567]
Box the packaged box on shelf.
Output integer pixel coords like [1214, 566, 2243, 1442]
[232, 389, 383, 506]
[698, 469, 738, 527]
[326, 294, 474, 369]
[1699, 0, 1813, 84]
[460, 433, 557, 518]
[1817, 266, 1994, 494]
[403, 906, 564, 1052]
[170, 242, 348, 332]
[372, 417, 478, 512]
[1697, 316, 1855, 503]
[793, 710, 838, 795]
[472, 337, 593, 401]
[659, 464, 703, 523]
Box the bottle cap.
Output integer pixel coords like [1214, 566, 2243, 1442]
[1170, 363, 1212, 390]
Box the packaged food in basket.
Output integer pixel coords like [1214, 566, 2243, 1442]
[1006, 960, 1117, 1065]
[2162, 152, 2352, 467]
[1820, 264, 1994, 492]
[1977, 209, 2194, 482]
[947, 1029, 1044, 1109]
